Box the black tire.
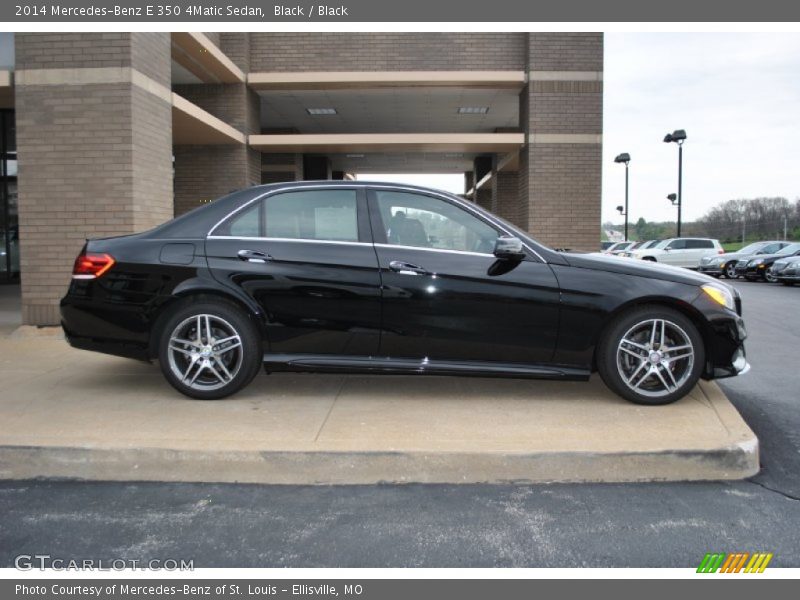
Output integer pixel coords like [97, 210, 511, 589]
[596, 305, 705, 406]
[724, 262, 738, 279]
[157, 299, 262, 400]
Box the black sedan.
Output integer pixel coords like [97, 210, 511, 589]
[735, 242, 800, 281]
[771, 256, 800, 286]
[61, 182, 748, 406]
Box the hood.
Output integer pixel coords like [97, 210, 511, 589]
[746, 251, 800, 264]
[564, 252, 727, 288]
[704, 251, 746, 263]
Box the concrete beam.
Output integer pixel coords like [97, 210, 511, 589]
[248, 70, 526, 90]
[249, 133, 525, 154]
[171, 32, 245, 84]
[171, 93, 246, 145]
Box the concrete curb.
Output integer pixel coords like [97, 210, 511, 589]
[0, 439, 759, 485]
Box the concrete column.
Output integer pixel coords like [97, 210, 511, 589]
[303, 155, 332, 180]
[15, 33, 173, 325]
[518, 33, 603, 251]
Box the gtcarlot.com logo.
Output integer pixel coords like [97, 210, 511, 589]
[697, 552, 773, 573]
[14, 554, 194, 571]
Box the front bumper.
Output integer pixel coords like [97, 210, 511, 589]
[698, 264, 724, 276]
[774, 266, 800, 282]
[692, 289, 749, 380]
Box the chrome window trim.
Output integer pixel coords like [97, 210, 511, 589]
[373, 243, 494, 258]
[207, 235, 371, 247]
[206, 182, 548, 263]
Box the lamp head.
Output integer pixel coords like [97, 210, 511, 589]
[614, 153, 631, 164]
[667, 193, 677, 204]
[616, 205, 625, 214]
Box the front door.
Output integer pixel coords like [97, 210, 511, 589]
[368, 188, 561, 364]
[205, 187, 382, 356]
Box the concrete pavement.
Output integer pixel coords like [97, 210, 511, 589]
[0, 318, 757, 484]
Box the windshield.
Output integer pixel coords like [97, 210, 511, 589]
[776, 243, 800, 255]
[738, 242, 764, 254]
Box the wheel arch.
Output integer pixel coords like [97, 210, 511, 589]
[147, 280, 268, 359]
[591, 296, 713, 376]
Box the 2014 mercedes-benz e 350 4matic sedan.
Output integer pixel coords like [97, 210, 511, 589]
[61, 182, 749, 405]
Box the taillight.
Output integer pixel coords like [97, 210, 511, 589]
[718, 249, 725, 254]
[72, 252, 115, 279]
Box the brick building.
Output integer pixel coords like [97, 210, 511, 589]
[0, 32, 603, 325]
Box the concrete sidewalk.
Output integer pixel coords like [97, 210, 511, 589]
[0, 333, 758, 484]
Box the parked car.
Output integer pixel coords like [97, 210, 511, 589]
[771, 256, 800, 286]
[601, 241, 615, 251]
[628, 237, 723, 268]
[618, 239, 661, 257]
[61, 181, 748, 406]
[698, 240, 790, 279]
[603, 241, 635, 255]
[736, 242, 800, 281]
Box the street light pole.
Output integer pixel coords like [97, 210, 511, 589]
[663, 130, 687, 238]
[614, 153, 631, 241]
[677, 143, 683, 237]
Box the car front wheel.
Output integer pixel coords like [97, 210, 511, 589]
[157, 299, 262, 400]
[725, 262, 738, 279]
[596, 306, 705, 405]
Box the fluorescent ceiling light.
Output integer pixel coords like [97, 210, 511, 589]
[457, 107, 489, 115]
[306, 107, 337, 115]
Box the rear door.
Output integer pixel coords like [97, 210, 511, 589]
[205, 186, 382, 356]
[663, 239, 688, 266]
[367, 187, 561, 364]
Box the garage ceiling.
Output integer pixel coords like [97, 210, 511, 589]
[258, 87, 520, 134]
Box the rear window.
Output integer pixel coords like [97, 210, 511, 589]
[214, 189, 359, 242]
[686, 239, 714, 249]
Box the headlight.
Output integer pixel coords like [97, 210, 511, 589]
[718, 262, 727, 268]
[701, 283, 736, 311]
[792, 261, 800, 269]
[749, 258, 764, 266]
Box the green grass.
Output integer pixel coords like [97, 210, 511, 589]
[722, 241, 747, 252]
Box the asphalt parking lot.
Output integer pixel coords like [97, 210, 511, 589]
[1, 279, 799, 568]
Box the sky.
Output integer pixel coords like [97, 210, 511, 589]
[364, 33, 800, 225]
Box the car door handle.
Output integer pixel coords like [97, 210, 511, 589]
[237, 249, 271, 264]
[389, 260, 429, 276]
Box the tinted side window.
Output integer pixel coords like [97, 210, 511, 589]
[215, 189, 359, 242]
[667, 239, 686, 250]
[375, 191, 499, 254]
[761, 243, 781, 254]
[686, 239, 714, 249]
[265, 190, 358, 242]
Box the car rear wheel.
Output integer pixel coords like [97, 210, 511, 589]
[596, 306, 705, 405]
[725, 262, 738, 279]
[157, 300, 262, 400]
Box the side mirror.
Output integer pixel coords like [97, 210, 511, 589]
[494, 236, 525, 260]
[664, 247, 671, 251]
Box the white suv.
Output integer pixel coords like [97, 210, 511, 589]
[628, 237, 723, 268]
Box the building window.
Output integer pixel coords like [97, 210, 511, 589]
[0, 109, 18, 281]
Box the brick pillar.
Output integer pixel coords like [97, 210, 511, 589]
[493, 171, 520, 228]
[518, 33, 603, 251]
[172, 81, 260, 216]
[15, 33, 173, 325]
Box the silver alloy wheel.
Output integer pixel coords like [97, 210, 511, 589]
[166, 314, 244, 392]
[765, 268, 777, 283]
[616, 318, 695, 399]
[725, 262, 737, 278]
